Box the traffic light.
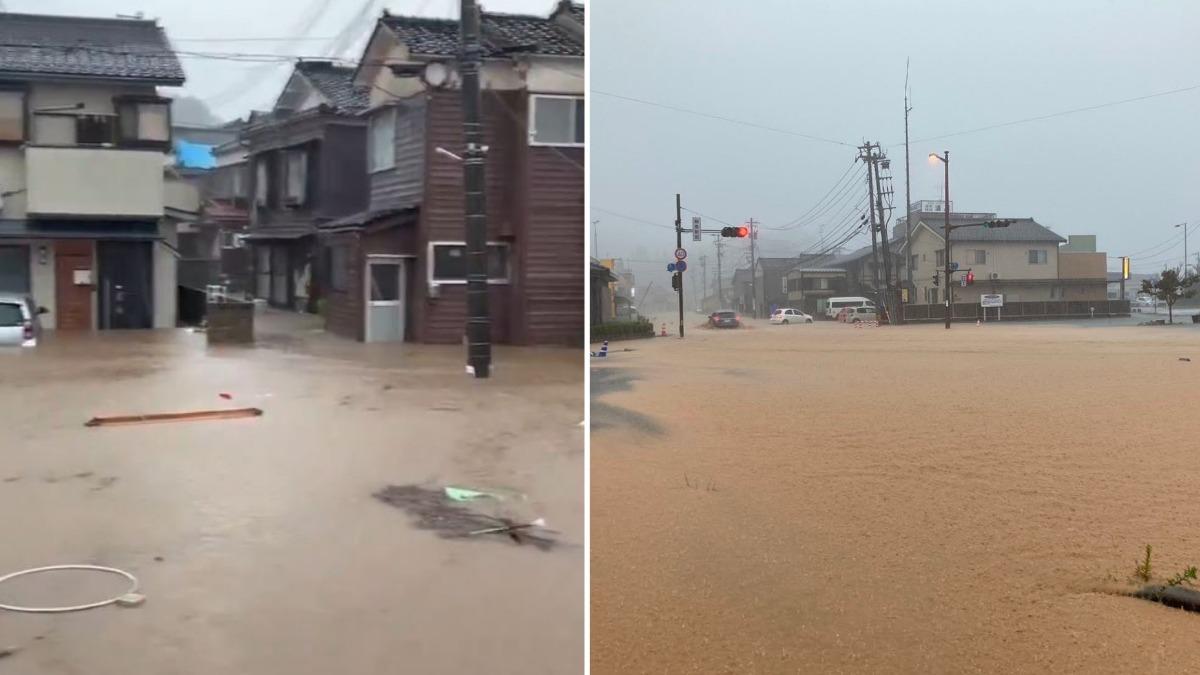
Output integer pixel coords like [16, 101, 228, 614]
[965, 271, 975, 285]
[720, 226, 749, 238]
[932, 272, 939, 287]
[671, 272, 681, 290]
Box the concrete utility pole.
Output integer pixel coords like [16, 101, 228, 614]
[873, 149, 896, 323]
[460, 0, 490, 377]
[929, 150, 952, 329]
[861, 143, 882, 299]
[748, 217, 758, 318]
[699, 254, 708, 310]
[1176, 222, 1189, 276]
[675, 193, 684, 338]
[592, 219, 600, 259]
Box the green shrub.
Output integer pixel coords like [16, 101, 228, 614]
[590, 319, 655, 342]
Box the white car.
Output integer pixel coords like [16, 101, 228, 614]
[770, 308, 814, 325]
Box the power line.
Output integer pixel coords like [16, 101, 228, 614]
[591, 207, 675, 230]
[592, 90, 855, 148]
[897, 82, 1200, 146]
[766, 157, 860, 230]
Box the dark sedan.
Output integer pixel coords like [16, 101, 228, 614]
[708, 310, 741, 328]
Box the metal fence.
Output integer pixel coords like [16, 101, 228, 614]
[901, 299, 1131, 323]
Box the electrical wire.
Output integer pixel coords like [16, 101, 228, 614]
[592, 90, 855, 148]
[591, 207, 676, 230]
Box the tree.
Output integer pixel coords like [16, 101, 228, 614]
[1140, 267, 1199, 324]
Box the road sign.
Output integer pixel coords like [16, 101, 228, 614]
[691, 216, 701, 242]
[961, 278, 967, 287]
[674, 248, 688, 260]
[981, 294, 1004, 308]
[675, 260, 687, 272]
[949, 262, 960, 271]
[667, 262, 676, 273]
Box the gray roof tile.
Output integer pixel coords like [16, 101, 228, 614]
[0, 12, 184, 83]
[297, 61, 368, 113]
[381, 8, 584, 58]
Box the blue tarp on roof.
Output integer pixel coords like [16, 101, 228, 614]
[175, 140, 216, 169]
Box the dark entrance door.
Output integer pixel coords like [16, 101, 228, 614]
[98, 241, 153, 329]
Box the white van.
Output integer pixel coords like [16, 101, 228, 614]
[824, 296, 874, 319]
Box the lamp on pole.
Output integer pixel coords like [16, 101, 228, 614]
[929, 151, 950, 329]
[1175, 222, 1188, 277]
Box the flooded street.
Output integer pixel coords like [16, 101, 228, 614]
[0, 313, 583, 674]
[591, 320, 1200, 674]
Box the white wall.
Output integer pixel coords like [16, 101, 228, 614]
[0, 148, 27, 218]
[26, 146, 165, 218]
[154, 220, 177, 328]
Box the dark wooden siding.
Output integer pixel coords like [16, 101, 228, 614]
[369, 97, 426, 212]
[318, 124, 369, 220]
[321, 231, 363, 340]
[416, 90, 521, 344]
[522, 144, 584, 345]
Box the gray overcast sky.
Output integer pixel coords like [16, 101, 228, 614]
[5, 0, 574, 118]
[591, 0, 1199, 298]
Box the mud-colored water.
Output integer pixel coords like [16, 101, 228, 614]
[591, 320, 1200, 674]
[0, 312, 583, 674]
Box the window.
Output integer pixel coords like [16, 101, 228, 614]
[928, 287, 940, 304]
[0, 302, 23, 327]
[910, 254, 919, 271]
[530, 95, 584, 146]
[430, 243, 511, 283]
[116, 99, 169, 144]
[0, 89, 25, 141]
[973, 249, 987, 264]
[0, 245, 30, 294]
[935, 249, 945, 267]
[285, 149, 307, 205]
[1028, 249, 1047, 264]
[818, 277, 830, 290]
[255, 159, 268, 206]
[370, 263, 400, 301]
[368, 108, 396, 172]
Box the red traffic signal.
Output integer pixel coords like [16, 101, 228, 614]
[720, 226, 749, 238]
[965, 271, 975, 285]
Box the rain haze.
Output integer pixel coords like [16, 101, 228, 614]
[2, 0, 578, 121]
[590, 0, 1200, 312]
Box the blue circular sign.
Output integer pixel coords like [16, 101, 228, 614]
[667, 262, 676, 272]
[675, 260, 688, 272]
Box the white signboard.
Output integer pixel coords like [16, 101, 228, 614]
[981, 294, 1004, 308]
[691, 216, 701, 242]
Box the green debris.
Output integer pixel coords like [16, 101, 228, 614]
[444, 486, 502, 502]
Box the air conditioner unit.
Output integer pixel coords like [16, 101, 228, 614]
[989, 272, 1000, 280]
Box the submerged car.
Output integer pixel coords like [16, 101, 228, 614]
[708, 310, 741, 328]
[770, 308, 814, 324]
[0, 293, 48, 347]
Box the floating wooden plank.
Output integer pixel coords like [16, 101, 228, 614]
[85, 407, 263, 428]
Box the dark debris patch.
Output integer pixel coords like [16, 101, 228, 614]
[372, 484, 556, 551]
[1132, 585, 1200, 613]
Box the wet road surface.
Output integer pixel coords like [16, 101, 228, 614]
[591, 319, 1200, 674]
[0, 312, 583, 674]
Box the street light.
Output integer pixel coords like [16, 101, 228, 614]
[930, 151, 950, 329]
[1175, 222, 1188, 277]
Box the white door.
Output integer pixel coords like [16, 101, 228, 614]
[365, 257, 405, 342]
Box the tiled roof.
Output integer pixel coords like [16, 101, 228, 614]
[381, 9, 584, 58]
[914, 216, 1066, 243]
[297, 61, 369, 113]
[0, 12, 184, 83]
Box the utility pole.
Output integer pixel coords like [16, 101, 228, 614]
[592, 219, 600, 260]
[748, 217, 758, 318]
[904, 58, 913, 294]
[873, 149, 896, 324]
[1176, 222, 1189, 276]
[861, 143, 882, 300]
[675, 193, 684, 338]
[460, 0, 490, 377]
[715, 236, 724, 307]
[700, 254, 708, 310]
[939, 151, 951, 329]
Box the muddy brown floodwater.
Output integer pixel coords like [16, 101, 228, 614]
[0, 312, 583, 674]
[591, 320, 1200, 674]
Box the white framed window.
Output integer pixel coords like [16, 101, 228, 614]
[116, 99, 169, 143]
[428, 241, 511, 284]
[368, 107, 396, 172]
[530, 94, 584, 146]
[781, 277, 788, 294]
[973, 249, 986, 264]
[818, 277, 830, 290]
[935, 249, 945, 267]
[1028, 249, 1047, 264]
